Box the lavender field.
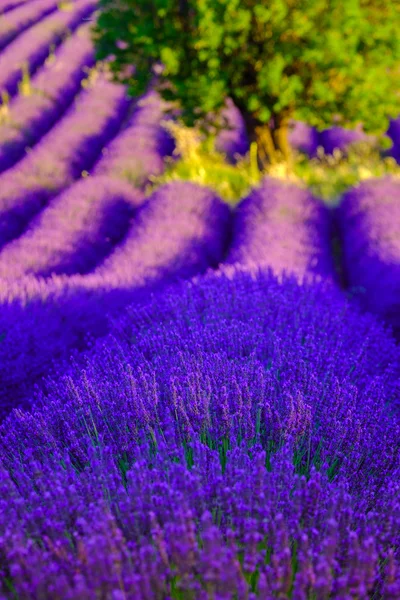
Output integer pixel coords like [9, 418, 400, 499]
[0, 1, 399, 598]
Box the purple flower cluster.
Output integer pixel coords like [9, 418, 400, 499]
[0, 176, 145, 278]
[0, 0, 58, 51]
[225, 177, 336, 283]
[0, 180, 231, 416]
[338, 176, 400, 334]
[0, 0, 96, 97]
[92, 90, 175, 187]
[0, 267, 398, 598]
[0, 73, 130, 248]
[0, 23, 95, 172]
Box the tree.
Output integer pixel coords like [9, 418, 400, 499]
[92, 0, 400, 169]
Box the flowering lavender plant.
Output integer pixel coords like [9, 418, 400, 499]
[0, 267, 398, 598]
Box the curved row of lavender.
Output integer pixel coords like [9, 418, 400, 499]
[338, 176, 400, 335]
[0, 267, 398, 598]
[0, 71, 131, 248]
[0, 180, 231, 417]
[0, 0, 96, 97]
[0, 176, 146, 278]
[225, 177, 336, 283]
[0, 23, 95, 172]
[0, 0, 58, 50]
[215, 101, 380, 161]
[91, 90, 175, 188]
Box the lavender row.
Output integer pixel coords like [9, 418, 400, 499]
[0, 0, 32, 14]
[0, 73, 130, 249]
[214, 101, 376, 161]
[387, 116, 400, 162]
[225, 177, 336, 283]
[0, 24, 94, 172]
[338, 176, 400, 335]
[0, 268, 399, 597]
[92, 90, 175, 187]
[0, 176, 145, 278]
[215, 100, 373, 161]
[0, 0, 96, 97]
[213, 98, 249, 162]
[0, 181, 231, 416]
[289, 121, 374, 157]
[0, 0, 58, 50]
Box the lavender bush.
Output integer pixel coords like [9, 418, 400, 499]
[225, 177, 336, 283]
[338, 176, 400, 334]
[0, 0, 96, 97]
[0, 267, 398, 598]
[0, 23, 95, 172]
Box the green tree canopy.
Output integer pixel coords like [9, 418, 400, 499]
[93, 0, 400, 167]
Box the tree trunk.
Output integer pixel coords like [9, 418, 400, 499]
[272, 115, 293, 167]
[241, 110, 293, 171]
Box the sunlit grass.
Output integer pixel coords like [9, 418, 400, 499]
[148, 121, 400, 205]
[57, 1, 74, 11]
[147, 122, 263, 204]
[295, 141, 400, 205]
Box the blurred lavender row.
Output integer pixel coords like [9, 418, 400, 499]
[338, 176, 400, 335]
[387, 116, 400, 162]
[0, 0, 96, 97]
[215, 101, 380, 161]
[0, 23, 95, 172]
[0, 180, 231, 417]
[225, 177, 336, 283]
[214, 97, 250, 162]
[0, 268, 398, 597]
[0, 0, 58, 50]
[0, 73, 130, 248]
[0, 0, 32, 14]
[290, 121, 374, 157]
[92, 90, 175, 187]
[0, 176, 145, 278]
